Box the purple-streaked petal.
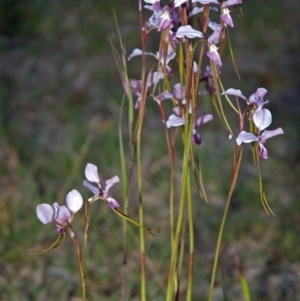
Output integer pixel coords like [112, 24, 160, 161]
[105, 176, 120, 194]
[195, 114, 213, 127]
[222, 88, 246, 100]
[85, 163, 100, 183]
[172, 107, 181, 116]
[260, 128, 284, 143]
[37, 204, 53, 224]
[249, 88, 268, 106]
[220, 9, 234, 27]
[106, 197, 120, 210]
[53, 203, 71, 225]
[207, 25, 223, 45]
[253, 107, 272, 131]
[166, 114, 185, 128]
[259, 144, 268, 159]
[66, 189, 83, 213]
[222, 0, 242, 8]
[206, 45, 222, 66]
[176, 25, 204, 39]
[236, 131, 258, 145]
[83, 180, 100, 196]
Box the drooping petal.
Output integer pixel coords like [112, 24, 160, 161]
[37, 204, 53, 224]
[222, 88, 246, 100]
[83, 180, 100, 196]
[166, 114, 185, 128]
[105, 176, 120, 194]
[260, 128, 284, 143]
[192, 131, 202, 145]
[85, 163, 100, 183]
[195, 114, 213, 127]
[259, 144, 268, 159]
[236, 131, 258, 145]
[53, 203, 71, 225]
[253, 107, 272, 131]
[66, 189, 83, 213]
[128, 48, 157, 61]
[106, 197, 120, 209]
[176, 25, 204, 39]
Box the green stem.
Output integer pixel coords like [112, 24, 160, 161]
[186, 172, 194, 301]
[207, 146, 243, 301]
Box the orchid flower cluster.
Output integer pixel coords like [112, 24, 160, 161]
[222, 88, 284, 159]
[33, 0, 285, 299]
[36, 163, 120, 235]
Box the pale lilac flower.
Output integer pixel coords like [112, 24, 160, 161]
[220, 8, 234, 27]
[222, 87, 271, 130]
[236, 128, 284, 159]
[207, 44, 222, 66]
[36, 190, 83, 234]
[193, 114, 213, 145]
[176, 25, 204, 39]
[207, 23, 223, 45]
[158, 11, 173, 31]
[83, 163, 120, 209]
[248, 88, 269, 107]
[166, 112, 213, 145]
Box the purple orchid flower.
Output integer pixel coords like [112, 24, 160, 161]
[236, 128, 284, 159]
[36, 189, 83, 234]
[222, 88, 272, 131]
[166, 112, 213, 145]
[83, 163, 120, 209]
[207, 44, 222, 66]
[220, 8, 234, 27]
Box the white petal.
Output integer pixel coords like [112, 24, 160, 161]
[36, 204, 53, 224]
[253, 108, 272, 131]
[66, 189, 83, 213]
[85, 163, 100, 183]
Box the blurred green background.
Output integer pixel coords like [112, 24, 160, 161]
[0, 1, 299, 300]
